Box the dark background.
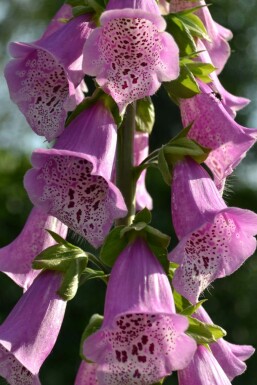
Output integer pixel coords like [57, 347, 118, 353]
[0, 1, 257, 384]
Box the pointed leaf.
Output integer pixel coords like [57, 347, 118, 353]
[80, 314, 104, 359]
[135, 98, 155, 134]
[158, 146, 172, 185]
[58, 258, 88, 301]
[187, 317, 227, 345]
[134, 208, 152, 225]
[100, 226, 128, 267]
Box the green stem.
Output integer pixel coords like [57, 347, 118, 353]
[116, 103, 136, 226]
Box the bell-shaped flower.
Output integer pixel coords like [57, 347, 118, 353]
[24, 101, 127, 248]
[82, 0, 179, 112]
[170, 0, 232, 74]
[5, 14, 94, 141]
[196, 40, 250, 118]
[0, 271, 66, 385]
[179, 81, 257, 189]
[0, 207, 68, 291]
[178, 345, 232, 385]
[40, 4, 73, 39]
[169, 158, 257, 304]
[75, 361, 98, 385]
[83, 238, 196, 385]
[134, 133, 152, 210]
[195, 306, 255, 380]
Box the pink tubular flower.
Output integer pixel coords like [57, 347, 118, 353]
[169, 158, 257, 304]
[75, 361, 98, 385]
[83, 238, 196, 385]
[5, 15, 94, 141]
[178, 345, 232, 385]
[180, 81, 257, 189]
[24, 102, 127, 248]
[40, 4, 73, 39]
[82, 0, 179, 112]
[170, 0, 232, 73]
[134, 133, 152, 210]
[196, 40, 250, 118]
[0, 271, 66, 385]
[0, 207, 68, 291]
[195, 307, 255, 380]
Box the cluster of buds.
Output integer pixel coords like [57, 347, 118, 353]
[0, 0, 256, 384]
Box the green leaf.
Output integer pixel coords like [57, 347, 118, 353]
[175, 12, 210, 41]
[81, 268, 109, 284]
[158, 145, 172, 185]
[72, 5, 93, 16]
[144, 225, 170, 272]
[100, 226, 128, 267]
[187, 317, 227, 345]
[46, 229, 69, 246]
[80, 314, 104, 359]
[135, 98, 155, 134]
[57, 258, 88, 301]
[164, 63, 200, 102]
[183, 61, 216, 83]
[133, 208, 152, 225]
[173, 289, 192, 313]
[164, 137, 210, 164]
[181, 299, 208, 316]
[32, 244, 87, 272]
[101, 92, 124, 127]
[0, 377, 9, 385]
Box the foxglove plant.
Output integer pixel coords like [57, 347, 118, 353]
[0, 271, 66, 385]
[83, 238, 196, 385]
[1, 0, 256, 384]
[0, 207, 68, 290]
[169, 158, 257, 304]
[5, 14, 94, 141]
[24, 101, 127, 248]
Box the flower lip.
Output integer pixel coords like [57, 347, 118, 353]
[100, 9, 167, 30]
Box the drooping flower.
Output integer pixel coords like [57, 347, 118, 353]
[170, 0, 232, 73]
[83, 238, 196, 385]
[195, 306, 255, 380]
[24, 101, 127, 248]
[178, 345, 232, 385]
[5, 14, 94, 141]
[82, 0, 179, 112]
[0, 271, 66, 385]
[196, 40, 250, 118]
[179, 81, 257, 189]
[169, 158, 257, 304]
[75, 361, 98, 385]
[134, 132, 152, 210]
[0, 207, 68, 291]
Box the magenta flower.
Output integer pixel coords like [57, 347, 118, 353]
[0, 271, 66, 385]
[196, 40, 250, 118]
[195, 307, 255, 380]
[0, 207, 68, 291]
[134, 133, 152, 210]
[40, 4, 73, 39]
[5, 15, 93, 141]
[178, 345, 232, 385]
[82, 0, 179, 112]
[179, 81, 257, 189]
[169, 158, 257, 304]
[170, 0, 232, 73]
[83, 238, 196, 385]
[75, 361, 98, 385]
[24, 102, 127, 248]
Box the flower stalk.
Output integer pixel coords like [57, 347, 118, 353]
[116, 102, 137, 226]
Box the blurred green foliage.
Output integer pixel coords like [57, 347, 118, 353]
[0, 1, 257, 384]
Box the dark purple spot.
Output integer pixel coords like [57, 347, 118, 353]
[149, 343, 155, 354]
[141, 335, 148, 345]
[138, 355, 147, 363]
[115, 350, 121, 362]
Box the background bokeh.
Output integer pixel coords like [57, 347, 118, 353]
[0, 1, 257, 384]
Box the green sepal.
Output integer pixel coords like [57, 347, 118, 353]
[164, 62, 200, 103]
[143, 225, 170, 273]
[174, 9, 210, 41]
[157, 129, 211, 184]
[187, 317, 227, 345]
[158, 145, 172, 185]
[182, 60, 216, 83]
[80, 314, 104, 359]
[133, 207, 152, 225]
[100, 226, 127, 267]
[81, 267, 109, 284]
[0, 377, 9, 385]
[57, 257, 88, 301]
[72, 5, 93, 17]
[66, 0, 107, 20]
[66, 88, 123, 129]
[180, 299, 208, 316]
[135, 97, 155, 134]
